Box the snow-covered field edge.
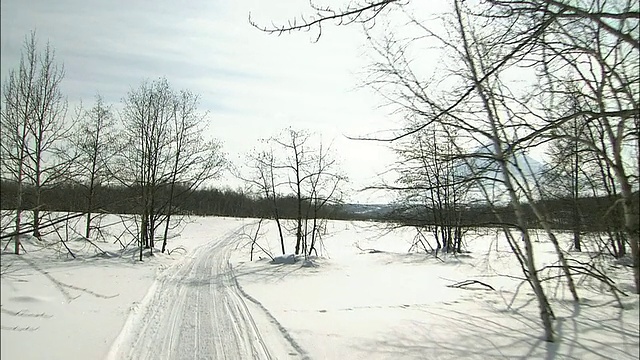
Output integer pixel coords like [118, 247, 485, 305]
[1, 212, 638, 360]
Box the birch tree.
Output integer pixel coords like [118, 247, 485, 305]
[1, 32, 70, 252]
[245, 146, 287, 254]
[160, 89, 225, 253]
[251, 0, 639, 297]
[508, 0, 640, 293]
[245, 129, 346, 257]
[120, 78, 225, 260]
[73, 95, 118, 239]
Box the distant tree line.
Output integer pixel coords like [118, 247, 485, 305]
[0, 181, 344, 220]
[2, 178, 635, 235]
[377, 191, 636, 234]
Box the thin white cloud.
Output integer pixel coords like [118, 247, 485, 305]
[1, 0, 406, 203]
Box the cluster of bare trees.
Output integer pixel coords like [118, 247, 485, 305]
[387, 125, 471, 255]
[541, 105, 633, 256]
[1, 33, 226, 260]
[116, 78, 225, 259]
[251, 0, 639, 342]
[1, 33, 347, 263]
[1, 32, 73, 254]
[245, 128, 346, 259]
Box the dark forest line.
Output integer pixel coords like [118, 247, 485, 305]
[1, 180, 635, 233]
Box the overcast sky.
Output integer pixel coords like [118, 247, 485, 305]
[1, 0, 418, 203]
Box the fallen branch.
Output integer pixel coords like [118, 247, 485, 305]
[50, 217, 76, 259]
[3, 238, 26, 253]
[0, 212, 86, 240]
[167, 246, 187, 256]
[447, 279, 495, 291]
[252, 239, 275, 262]
[354, 242, 382, 254]
[67, 226, 107, 256]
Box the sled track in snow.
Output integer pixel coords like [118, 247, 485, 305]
[109, 224, 299, 360]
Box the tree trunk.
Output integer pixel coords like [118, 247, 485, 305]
[272, 196, 286, 254]
[32, 207, 41, 238]
[571, 116, 582, 252]
[14, 188, 23, 255]
[148, 189, 155, 252]
[295, 190, 302, 255]
[308, 209, 318, 257]
[140, 209, 147, 261]
[85, 177, 94, 240]
[268, 171, 286, 255]
[33, 174, 42, 238]
[275, 216, 286, 254]
[294, 141, 303, 255]
[616, 232, 626, 258]
[572, 221, 581, 252]
[14, 131, 26, 254]
[453, 0, 555, 339]
[85, 212, 92, 240]
[609, 129, 639, 294]
[85, 149, 98, 239]
[620, 184, 639, 294]
[526, 200, 580, 302]
[161, 213, 171, 254]
[162, 181, 177, 254]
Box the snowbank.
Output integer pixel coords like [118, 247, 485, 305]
[271, 254, 297, 264]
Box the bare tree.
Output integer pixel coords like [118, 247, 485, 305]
[119, 78, 173, 260]
[388, 124, 471, 255]
[272, 129, 313, 255]
[72, 95, 118, 239]
[244, 129, 346, 258]
[25, 40, 71, 238]
[511, 0, 640, 293]
[1, 32, 70, 252]
[581, 119, 630, 258]
[453, 0, 559, 340]
[245, 146, 287, 254]
[303, 139, 346, 257]
[540, 96, 593, 252]
[0, 37, 34, 254]
[251, 0, 639, 283]
[160, 90, 225, 253]
[119, 78, 225, 260]
[354, 0, 593, 340]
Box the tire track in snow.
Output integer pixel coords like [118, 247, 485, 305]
[108, 224, 301, 360]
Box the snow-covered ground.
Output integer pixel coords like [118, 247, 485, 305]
[1, 214, 638, 359]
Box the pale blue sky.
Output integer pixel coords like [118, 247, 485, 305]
[1, 0, 407, 203]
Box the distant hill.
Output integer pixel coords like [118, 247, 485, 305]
[460, 144, 545, 180]
[455, 145, 546, 202]
[337, 203, 395, 219]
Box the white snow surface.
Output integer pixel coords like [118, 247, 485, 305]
[1, 214, 639, 360]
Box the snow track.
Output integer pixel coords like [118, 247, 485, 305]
[108, 225, 290, 360]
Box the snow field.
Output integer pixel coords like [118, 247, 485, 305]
[1, 214, 638, 359]
[232, 220, 639, 359]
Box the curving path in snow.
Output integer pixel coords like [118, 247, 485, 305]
[107, 224, 301, 360]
